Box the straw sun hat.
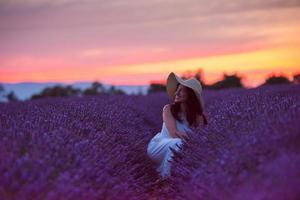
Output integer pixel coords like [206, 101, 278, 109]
[166, 72, 205, 110]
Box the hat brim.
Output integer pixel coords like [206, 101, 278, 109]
[166, 72, 205, 110]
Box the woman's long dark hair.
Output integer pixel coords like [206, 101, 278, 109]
[170, 83, 208, 127]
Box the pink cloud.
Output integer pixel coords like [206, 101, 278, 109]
[0, 0, 300, 85]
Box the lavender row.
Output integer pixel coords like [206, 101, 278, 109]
[0, 84, 299, 200]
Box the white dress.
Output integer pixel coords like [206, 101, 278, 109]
[147, 117, 192, 178]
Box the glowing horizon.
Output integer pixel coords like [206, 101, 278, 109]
[1, 0, 300, 87]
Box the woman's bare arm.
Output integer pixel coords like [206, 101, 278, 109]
[162, 104, 186, 139]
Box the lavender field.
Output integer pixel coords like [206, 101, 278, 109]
[0, 84, 300, 200]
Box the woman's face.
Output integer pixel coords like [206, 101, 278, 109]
[174, 84, 188, 103]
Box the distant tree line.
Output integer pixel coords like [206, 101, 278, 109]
[0, 71, 299, 102]
[0, 81, 126, 102]
[30, 82, 125, 100]
[147, 69, 300, 94]
[0, 84, 18, 102]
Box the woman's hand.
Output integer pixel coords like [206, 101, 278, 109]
[175, 130, 189, 141]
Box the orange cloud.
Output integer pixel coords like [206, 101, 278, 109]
[1, 46, 299, 87]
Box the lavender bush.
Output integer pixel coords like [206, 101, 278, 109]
[0, 84, 299, 200]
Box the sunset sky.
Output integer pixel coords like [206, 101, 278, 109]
[0, 0, 300, 87]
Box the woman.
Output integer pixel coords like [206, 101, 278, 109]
[147, 72, 208, 182]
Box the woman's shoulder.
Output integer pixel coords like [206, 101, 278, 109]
[163, 104, 172, 112]
[162, 104, 174, 120]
